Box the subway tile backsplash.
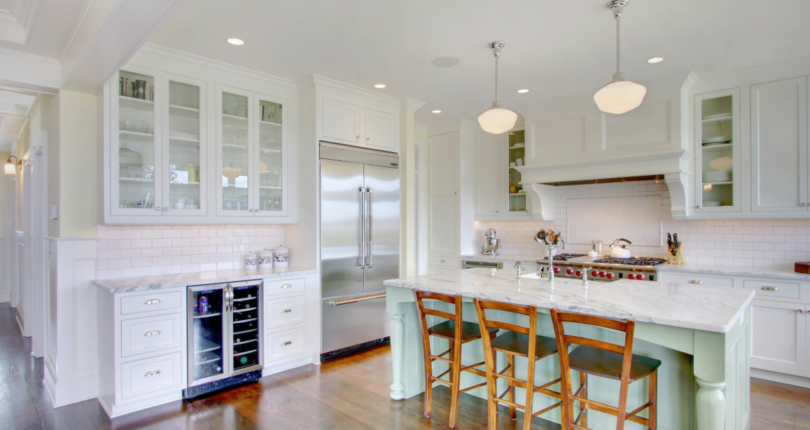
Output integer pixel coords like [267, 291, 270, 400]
[96, 224, 286, 279]
[483, 181, 810, 271]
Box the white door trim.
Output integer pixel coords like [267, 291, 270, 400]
[22, 130, 47, 357]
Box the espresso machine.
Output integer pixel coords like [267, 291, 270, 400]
[481, 228, 501, 256]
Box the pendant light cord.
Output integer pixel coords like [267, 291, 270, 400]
[494, 49, 500, 103]
[615, 13, 621, 74]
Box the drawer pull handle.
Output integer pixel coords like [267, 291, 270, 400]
[144, 298, 161, 305]
[144, 330, 161, 337]
[281, 308, 292, 314]
[144, 370, 161, 377]
[440, 259, 446, 263]
[761, 286, 779, 291]
[281, 284, 292, 289]
[282, 341, 292, 346]
[689, 280, 702, 285]
[798, 309, 805, 314]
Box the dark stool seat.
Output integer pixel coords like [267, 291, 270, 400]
[569, 345, 662, 382]
[429, 320, 497, 341]
[491, 331, 559, 360]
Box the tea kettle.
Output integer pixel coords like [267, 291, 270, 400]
[610, 238, 632, 258]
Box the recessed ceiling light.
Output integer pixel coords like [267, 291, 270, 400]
[431, 109, 442, 114]
[227, 38, 245, 46]
[516, 89, 530, 94]
[374, 84, 386, 89]
[647, 57, 664, 64]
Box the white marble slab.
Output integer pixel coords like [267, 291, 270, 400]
[460, 254, 547, 264]
[93, 266, 318, 293]
[384, 268, 754, 333]
[657, 263, 810, 281]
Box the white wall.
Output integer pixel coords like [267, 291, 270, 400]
[482, 181, 809, 271]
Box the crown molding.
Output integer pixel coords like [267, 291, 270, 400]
[0, 0, 40, 45]
[307, 74, 401, 107]
[402, 98, 426, 113]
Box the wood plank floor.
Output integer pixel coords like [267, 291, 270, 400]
[0, 303, 807, 429]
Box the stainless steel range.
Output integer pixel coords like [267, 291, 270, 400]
[537, 256, 667, 282]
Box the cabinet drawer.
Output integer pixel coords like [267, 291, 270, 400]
[121, 352, 184, 401]
[121, 291, 184, 316]
[264, 278, 306, 297]
[659, 272, 734, 288]
[266, 296, 305, 329]
[429, 256, 460, 269]
[121, 314, 183, 358]
[744, 279, 800, 299]
[266, 327, 305, 362]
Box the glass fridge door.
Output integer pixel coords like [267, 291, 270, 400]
[230, 281, 263, 374]
[188, 284, 228, 386]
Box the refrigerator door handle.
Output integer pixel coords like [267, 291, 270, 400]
[366, 187, 373, 269]
[329, 292, 386, 306]
[358, 187, 366, 269]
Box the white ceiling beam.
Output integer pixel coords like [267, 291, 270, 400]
[0, 48, 59, 93]
[60, 0, 182, 93]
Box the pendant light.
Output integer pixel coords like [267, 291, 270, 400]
[478, 42, 518, 134]
[594, 0, 647, 114]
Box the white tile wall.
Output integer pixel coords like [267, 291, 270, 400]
[96, 224, 286, 279]
[483, 180, 810, 271]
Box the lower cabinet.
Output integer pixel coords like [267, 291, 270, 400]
[750, 299, 807, 375]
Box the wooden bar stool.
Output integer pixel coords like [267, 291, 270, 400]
[550, 309, 662, 430]
[414, 290, 499, 428]
[473, 298, 564, 430]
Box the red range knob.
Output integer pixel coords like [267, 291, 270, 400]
[553, 267, 561, 274]
[591, 270, 599, 277]
[566, 268, 574, 275]
[599, 271, 606, 278]
[628, 273, 636, 280]
[606, 273, 615, 280]
[575, 270, 583, 276]
[636, 274, 646, 280]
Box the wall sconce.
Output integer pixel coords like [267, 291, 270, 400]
[4, 156, 20, 175]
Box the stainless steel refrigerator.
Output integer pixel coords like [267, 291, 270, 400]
[320, 142, 399, 354]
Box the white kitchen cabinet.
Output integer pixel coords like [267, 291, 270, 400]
[751, 77, 809, 213]
[750, 299, 807, 375]
[364, 107, 398, 151]
[474, 132, 503, 217]
[694, 89, 741, 213]
[322, 97, 361, 145]
[428, 132, 460, 255]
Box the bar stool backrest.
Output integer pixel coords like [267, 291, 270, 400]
[415, 290, 463, 343]
[550, 309, 636, 429]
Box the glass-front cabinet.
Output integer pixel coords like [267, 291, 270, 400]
[111, 67, 207, 217]
[507, 130, 528, 214]
[216, 85, 288, 217]
[694, 89, 741, 213]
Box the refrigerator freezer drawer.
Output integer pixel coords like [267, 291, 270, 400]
[321, 292, 389, 353]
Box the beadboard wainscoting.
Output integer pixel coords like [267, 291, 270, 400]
[96, 224, 287, 279]
[483, 180, 810, 271]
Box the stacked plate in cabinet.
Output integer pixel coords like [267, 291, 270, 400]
[703, 170, 732, 183]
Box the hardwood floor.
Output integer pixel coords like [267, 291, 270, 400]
[0, 303, 807, 429]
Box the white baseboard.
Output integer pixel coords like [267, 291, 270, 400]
[44, 366, 99, 408]
[0, 290, 9, 303]
[261, 355, 314, 377]
[98, 391, 182, 418]
[751, 368, 810, 388]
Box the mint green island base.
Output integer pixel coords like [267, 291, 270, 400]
[384, 280, 752, 430]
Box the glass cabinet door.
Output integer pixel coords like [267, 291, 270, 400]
[255, 95, 286, 215]
[112, 68, 162, 215]
[217, 86, 254, 216]
[695, 89, 741, 213]
[189, 286, 227, 385]
[231, 283, 261, 373]
[507, 130, 528, 214]
[163, 74, 206, 216]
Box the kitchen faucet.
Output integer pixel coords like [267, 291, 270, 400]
[514, 261, 523, 278]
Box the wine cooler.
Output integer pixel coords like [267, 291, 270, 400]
[185, 280, 263, 398]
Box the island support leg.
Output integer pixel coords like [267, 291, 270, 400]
[696, 378, 726, 430]
[389, 306, 406, 400]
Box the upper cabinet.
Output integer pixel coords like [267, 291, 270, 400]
[103, 51, 298, 225]
[363, 108, 398, 151]
[751, 77, 809, 213]
[694, 89, 741, 213]
[473, 129, 533, 221]
[322, 98, 361, 145]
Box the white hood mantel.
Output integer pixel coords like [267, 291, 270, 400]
[516, 150, 693, 220]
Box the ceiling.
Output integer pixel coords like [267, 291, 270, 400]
[116, 0, 810, 126]
[0, 89, 35, 152]
[0, 0, 88, 59]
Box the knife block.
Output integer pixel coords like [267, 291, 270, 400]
[669, 243, 685, 265]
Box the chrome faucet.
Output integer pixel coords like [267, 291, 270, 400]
[514, 261, 523, 278]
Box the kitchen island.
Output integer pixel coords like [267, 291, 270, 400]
[384, 268, 754, 430]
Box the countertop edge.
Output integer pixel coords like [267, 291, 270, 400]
[657, 264, 810, 281]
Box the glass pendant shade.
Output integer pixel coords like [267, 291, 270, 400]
[4, 158, 16, 175]
[478, 102, 518, 134]
[594, 73, 647, 114]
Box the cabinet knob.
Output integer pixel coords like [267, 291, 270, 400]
[366, 137, 370, 141]
[798, 309, 805, 314]
[695, 205, 701, 209]
[689, 280, 703, 285]
[356, 135, 360, 139]
[163, 207, 169, 211]
[801, 202, 806, 207]
[155, 207, 162, 211]
[496, 210, 499, 213]
[761, 286, 779, 291]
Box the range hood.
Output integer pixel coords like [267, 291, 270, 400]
[516, 150, 693, 220]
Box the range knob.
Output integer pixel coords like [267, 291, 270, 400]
[575, 270, 583, 277]
[627, 273, 636, 280]
[598, 271, 606, 278]
[606, 273, 615, 280]
[553, 267, 561, 274]
[566, 268, 574, 275]
[591, 270, 599, 277]
[636, 274, 646, 280]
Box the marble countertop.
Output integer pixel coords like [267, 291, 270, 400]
[93, 266, 318, 293]
[384, 268, 754, 333]
[657, 263, 810, 281]
[460, 254, 547, 264]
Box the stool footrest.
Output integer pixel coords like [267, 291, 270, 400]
[459, 381, 488, 394]
[531, 401, 562, 418]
